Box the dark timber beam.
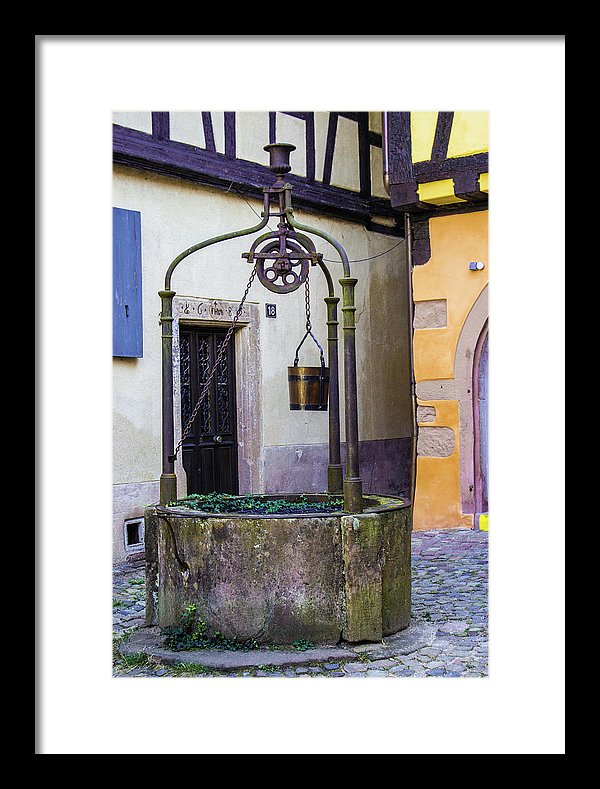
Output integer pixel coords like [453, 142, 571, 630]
[113, 124, 401, 231]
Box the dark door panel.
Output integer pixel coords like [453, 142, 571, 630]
[180, 326, 238, 495]
[198, 446, 216, 492]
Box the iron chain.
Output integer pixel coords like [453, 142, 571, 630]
[304, 273, 311, 332]
[172, 263, 258, 459]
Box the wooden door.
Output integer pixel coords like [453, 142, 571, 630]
[179, 326, 239, 495]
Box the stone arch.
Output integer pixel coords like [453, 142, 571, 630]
[454, 284, 488, 517]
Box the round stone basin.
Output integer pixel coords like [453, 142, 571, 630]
[144, 494, 412, 645]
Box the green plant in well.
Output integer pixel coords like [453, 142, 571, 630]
[161, 603, 260, 652]
[168, 492, 344, 516]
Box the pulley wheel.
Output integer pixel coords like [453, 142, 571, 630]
[255, 239, 310, 294]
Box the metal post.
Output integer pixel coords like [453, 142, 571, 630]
[159, 289, 177, 504]
[340, 277, 363, 512]
[324, 295, 343, 493]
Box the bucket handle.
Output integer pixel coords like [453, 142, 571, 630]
[292, 329, 328, 408]
[293, 328, 326, 369]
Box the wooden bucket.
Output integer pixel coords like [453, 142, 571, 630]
[288, 364, 330, 411]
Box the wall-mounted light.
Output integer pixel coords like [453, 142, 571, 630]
[469, 261, 485, 271]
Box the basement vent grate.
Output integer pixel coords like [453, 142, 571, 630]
[124, 518, 145, 553]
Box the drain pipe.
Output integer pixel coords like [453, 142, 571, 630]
[382, 111, 391, 196]
[382, 113, 418, 507]
[405, 213, 418, 509]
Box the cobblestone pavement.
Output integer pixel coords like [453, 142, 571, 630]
[113, 527, 488, 678]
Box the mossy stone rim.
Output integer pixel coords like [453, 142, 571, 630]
[155, 493, 409, 520]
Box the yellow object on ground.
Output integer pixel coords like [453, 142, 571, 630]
[479, 513, 489, 531]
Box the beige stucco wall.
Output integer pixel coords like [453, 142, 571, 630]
[112, 166, 410, 560]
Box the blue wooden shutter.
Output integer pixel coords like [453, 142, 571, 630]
[113, 207, 143, 357]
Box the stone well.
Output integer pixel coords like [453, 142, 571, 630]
[144, 494, 411, 645]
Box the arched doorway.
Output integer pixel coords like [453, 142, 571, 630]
[454, 284, 488, 526]
[473, 324, 488, 525]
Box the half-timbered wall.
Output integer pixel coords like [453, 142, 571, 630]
[386, 111, 488, 215]
[113, 111, 401, 235]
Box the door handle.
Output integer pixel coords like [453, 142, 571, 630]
[213, 435, 222, 444]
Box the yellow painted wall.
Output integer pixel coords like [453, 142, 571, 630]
[412, 210, 488, 530]
[447, 112, 488, 159]
[411, 111, 488, 164]
[410, 112, 438, 163]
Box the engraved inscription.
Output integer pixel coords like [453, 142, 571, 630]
[177, 298, 250, 323]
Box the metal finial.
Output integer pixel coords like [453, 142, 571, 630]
[264, 143, 296, 174]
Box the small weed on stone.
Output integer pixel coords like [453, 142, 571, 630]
[292, 639, 315, 652]
[171, 662, 212, 676]
[161, 603, 260, 652]
[118, 652, 151, 669]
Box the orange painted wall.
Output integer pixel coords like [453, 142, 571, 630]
[412, 210, 488, 530]
[414, 401, 473, 530]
